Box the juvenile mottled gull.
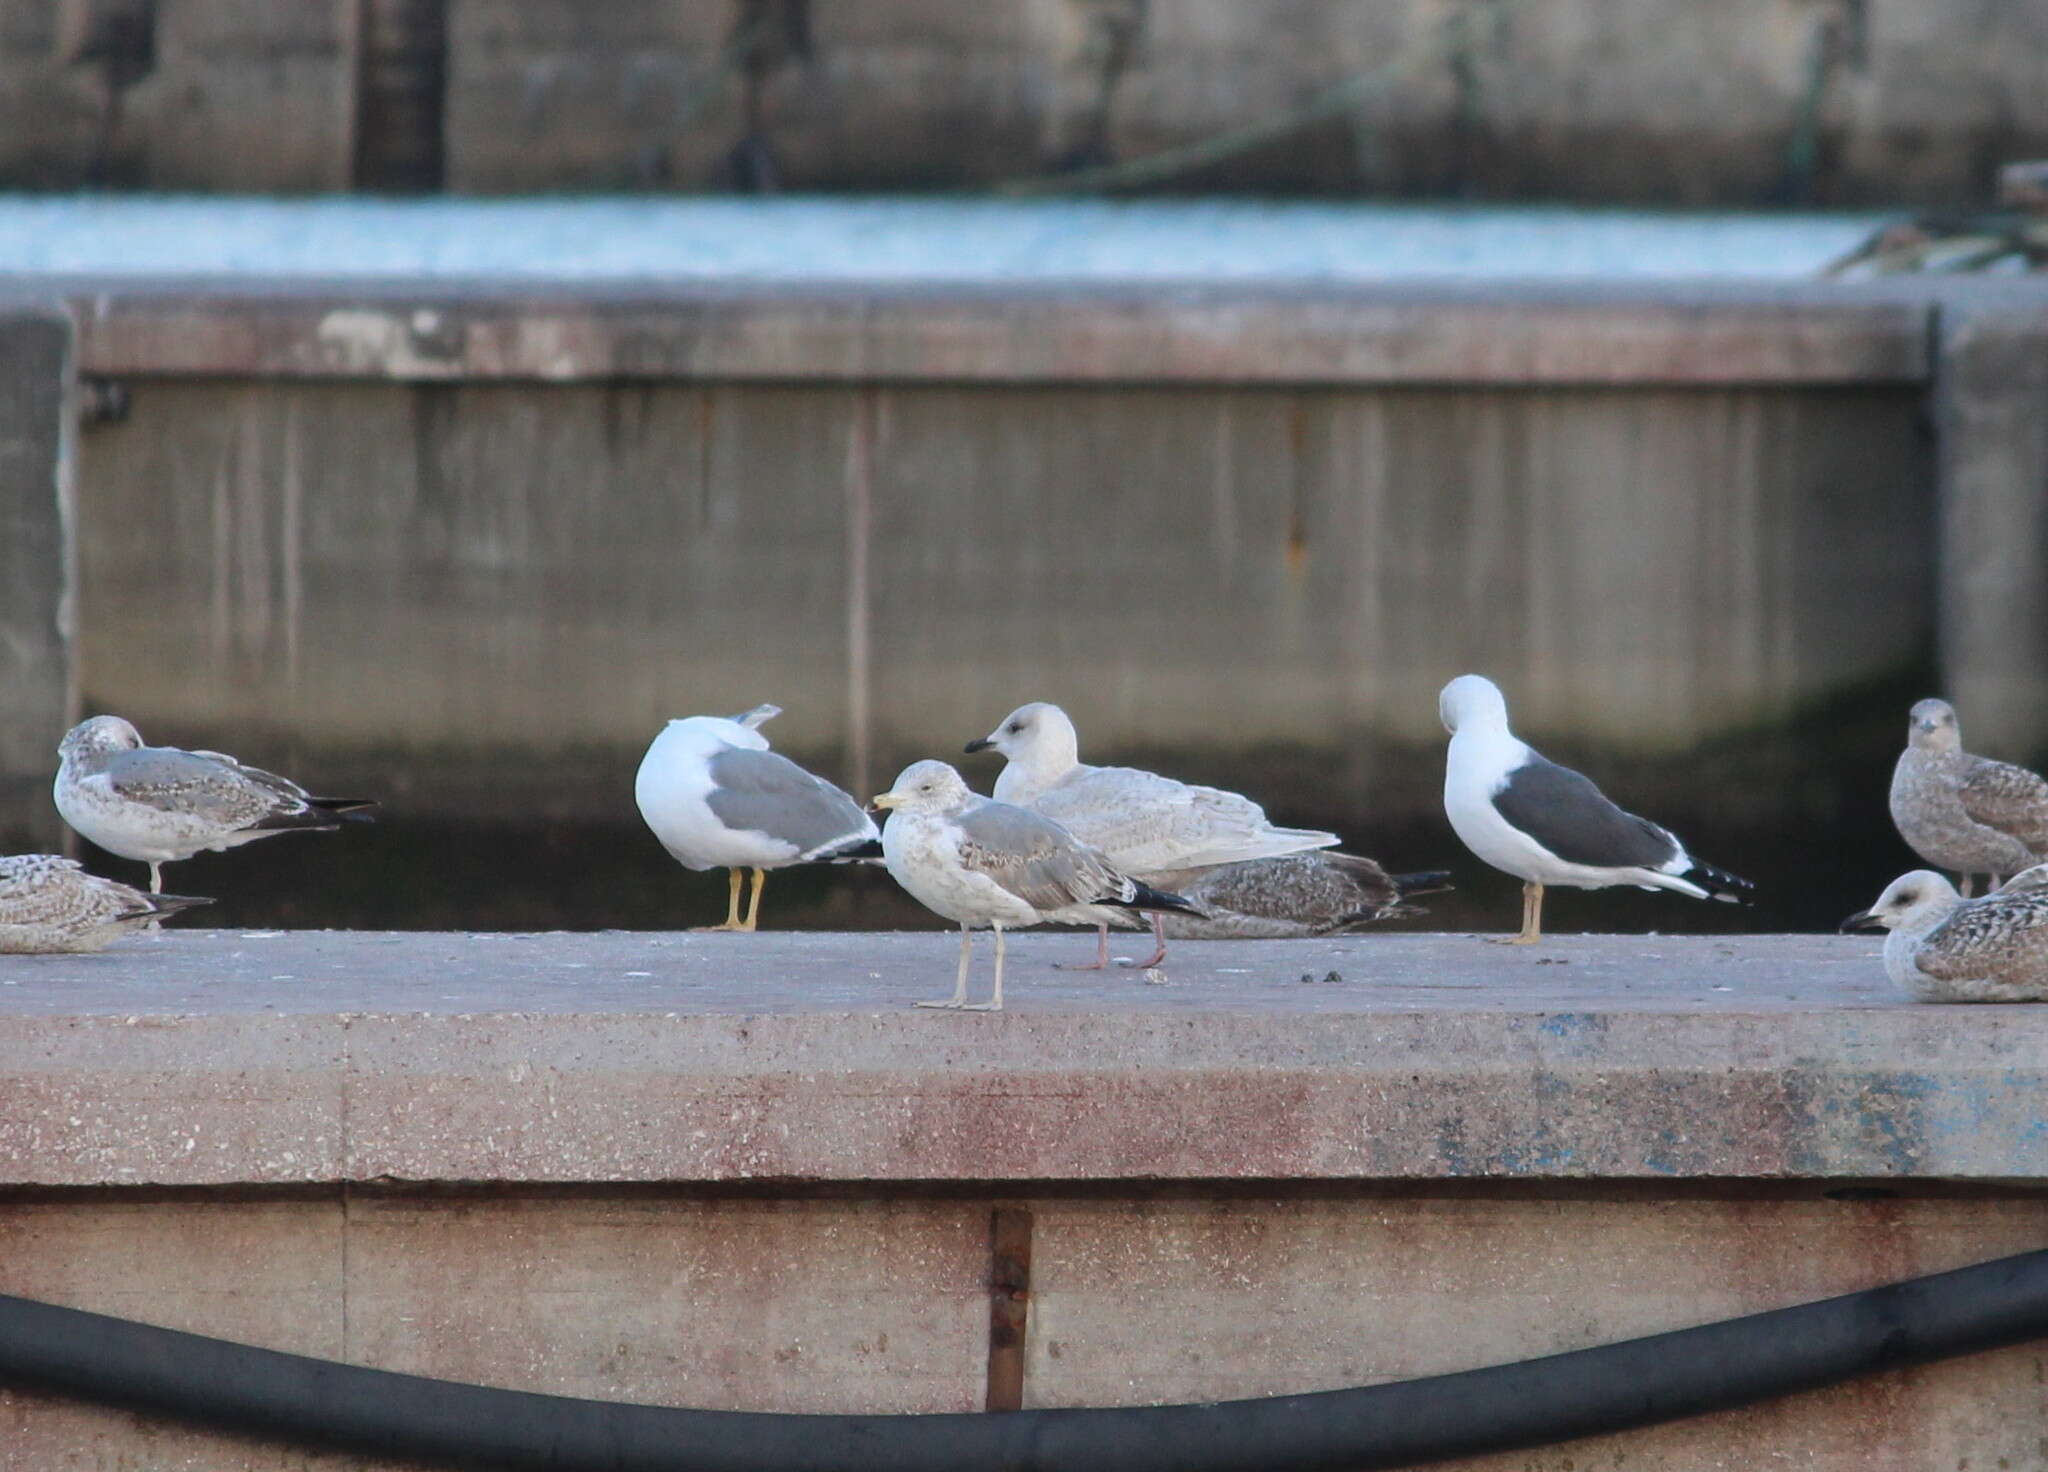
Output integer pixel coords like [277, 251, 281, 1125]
[1842, 866, 2048, 1002]
[966, 701, 1337, 969]
[872, 760, 1197, 1011]
[1159, 853, 1452, 940]
[1889, 698, 2048, 897]
[635, 704, 879, 932]
[1440, 675, 1752, 944]
[55, 716, 375, 895]
[0, 854, 212, 953]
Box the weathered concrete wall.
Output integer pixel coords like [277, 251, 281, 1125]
[69, 376, 1931, 817]
[3, 1193, 2046, 1471]
[0, 0, 356, 190]
[0, 302, 73, 854]
[1933, 290, 2048, 765]
[2, 932, 2047, 1468]
[5, 0, 2047, 202]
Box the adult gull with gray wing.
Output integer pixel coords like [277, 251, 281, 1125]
[635, 704, 880, 931]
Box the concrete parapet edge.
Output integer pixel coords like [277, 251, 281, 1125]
[1, 933, 2043, 1191]
[51, 278, 1937, 386]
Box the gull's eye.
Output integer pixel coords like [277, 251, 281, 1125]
[1008, 722, 1023, 734]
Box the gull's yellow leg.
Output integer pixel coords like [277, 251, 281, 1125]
[1491, 881, 1544, 945]
[738, 867, 766, 931]
[693, 868, 747, 931]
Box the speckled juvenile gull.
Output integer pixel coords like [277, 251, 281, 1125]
[1159, 853, 1452, 940]
[635, 704, 880, 932]
[1842, 865, 2048, 1002]
[1889, 698, 2048, 897]
[54, 716, 375, 895]
[1440, 675, 1752, 944]
[966, 701, 1337, 969]
[872, 760, 1197, 1011]
[0, 854, 212, 953]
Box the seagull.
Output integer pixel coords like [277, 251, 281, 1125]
[1159, 854, 1452, 940]
[965, 701, 1337, 969]
[54, 716, 375, 896]
[1842, 866, 2048, 1002]
[1438, 675, 1752, 944]
[1889, 698, 2048, 897]
[635, 704, 879, 931]
[0, 854, 212, 953]
[871, 760, 1198, 1011]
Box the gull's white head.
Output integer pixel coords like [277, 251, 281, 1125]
[1906, 698, 1960, 754]
[1841, 870, 1963, 936]
[1438, 675, 1510, 736]
[872, 759, 972, 815]
[58, 715, 144, 768]
[964, 701, 1079, 772]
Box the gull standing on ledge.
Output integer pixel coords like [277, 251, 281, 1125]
[872, 760, 1198, 1011]
[55, 716, 375, 896]
[1439, 675, 1752, 944]
[966, 701, 1337, 969]
[0, 854, 213, 953]
[1842, 865, 2048, 1002]
[1889, 698, 2048, 897]
[635, 704, 879, 932]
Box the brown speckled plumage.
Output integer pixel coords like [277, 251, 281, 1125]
[1846, 866, 2048, 1003]
[1160, 853, 1450, 940]
[0, 854, 211, 953]
[1889, 699, 2048, 884]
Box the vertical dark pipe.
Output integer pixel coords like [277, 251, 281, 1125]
[354, 0, 448, 191]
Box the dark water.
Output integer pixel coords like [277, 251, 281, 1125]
[69, 673, 1951, 939]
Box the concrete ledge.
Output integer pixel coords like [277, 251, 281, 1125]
[2, 932, 2043, 1190]
[53, 278, 1936, 385]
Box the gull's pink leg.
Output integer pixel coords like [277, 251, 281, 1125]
[1055, 924, 1113, 971]
[1116, 913, 1168, 970]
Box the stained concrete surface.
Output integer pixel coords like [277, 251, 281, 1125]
[3, 931, 2046, 1469]
[3, 931, 2046, 1188]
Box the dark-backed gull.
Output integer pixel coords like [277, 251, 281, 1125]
[965, 701, 1336, 969]
[634, 704, 879, 932]
[1438, 675, 1752, 944]
[872, 760, 1196, 1011]
[1889, 698, 2048, 897]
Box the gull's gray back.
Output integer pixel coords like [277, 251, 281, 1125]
[704, 748, 876, 860]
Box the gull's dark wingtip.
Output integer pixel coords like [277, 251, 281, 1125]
[1119, 880, 1204, 918]
[1686, 860, 1755, 904]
